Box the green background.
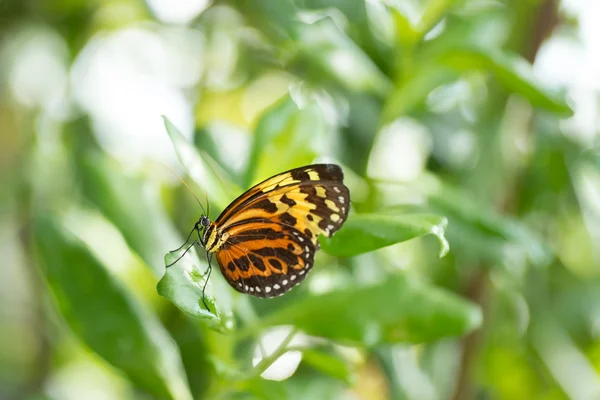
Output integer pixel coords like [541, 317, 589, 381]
[1, 0, 597, 399]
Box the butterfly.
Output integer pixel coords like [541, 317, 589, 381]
[167, 164, 350, 306]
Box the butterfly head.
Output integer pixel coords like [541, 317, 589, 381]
[196, 215, 211, 230]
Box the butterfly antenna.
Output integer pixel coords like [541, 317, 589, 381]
[205, 191, 210, 217]
[153, 160, 207, 215]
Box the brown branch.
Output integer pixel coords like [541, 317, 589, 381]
[451, 1, 560, 399]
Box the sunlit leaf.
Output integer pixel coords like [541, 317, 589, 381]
[320, 213, 449, 257]
[34, 215, 193, 400]
[440, 47, 573, 116]
[163, 116, 241, 209]
[80, 152, 180, 276]
[245, 95, 323, 187]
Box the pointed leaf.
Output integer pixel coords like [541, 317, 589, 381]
[80, 152, 180, 275]
[320, 213, 449, 257]
[163, 116, 241, 209]
[440, 47, 573, 116]
[34, 215, 192, 400]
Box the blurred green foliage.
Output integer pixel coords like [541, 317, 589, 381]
[3, 0, 600, 399]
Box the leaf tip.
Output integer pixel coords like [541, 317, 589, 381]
[431, 218, 450, 258]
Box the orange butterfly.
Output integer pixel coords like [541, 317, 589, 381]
[167, 164, 350, 306]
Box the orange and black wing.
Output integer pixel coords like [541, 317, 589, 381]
[214, 164, 350, 297]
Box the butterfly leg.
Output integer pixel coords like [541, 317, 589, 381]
[201, 251, 213, 311]
[165, 241, 198, 268]
[169, 226, 197, 253]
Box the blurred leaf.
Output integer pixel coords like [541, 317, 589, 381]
[163, 116, 241, 210]
[244, 378, 289, 400]
[416, 0, 459, 39]
[302, 349, 355, 384]
[295, 18, 392, 96]
[320, 213, 449, 257]
[157, 250, 235, 333]
[263, 275, 481, 345]
[382, 65, 459, 123]
[245, 95, 310, 186]
[440, 47, 573, 116]
[426, 176, 553, 267]
[390, 5, 419, 47]
[34, 214, 193, 400]
[81, 152, 179, 275]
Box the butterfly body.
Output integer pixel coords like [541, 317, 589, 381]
[175, 164, 350, 299]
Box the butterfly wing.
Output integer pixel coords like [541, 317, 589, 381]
[213, 164, 350, 297]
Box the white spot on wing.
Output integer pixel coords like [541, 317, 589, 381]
[299, 270, 305, 275]
[245, 285, 249, 291]
[250, 287, 254, 292]
[256, 287, 261, 292]
[291, 275, 296, 280]
[265, 286, 271, 293]
[339, 196, 345, 203]
[333, 187, 341, 193]
[283, 279, 288, 285]
[305, 246, 310, 252]
[274, 284, 281, 290]
[298, 236, 304, 242]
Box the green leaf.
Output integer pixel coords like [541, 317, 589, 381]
[427, 177, 552, 267]
[246, 95, 324, 187]
[263, 275, 481, 345]
[157, 250, 235, 333]
[244, 95, 299, 186]
[390, 5, 420, 47]
[33, 214, 193, 400]
[302, 349, 355, 384]
[382, 65, 459, 123]
[440, 47, 573, 116]
[295, 18, 392, 96]
[80, 152, 180, 276]
[320, 213, 449, 257]
[163, 116, 241, 210]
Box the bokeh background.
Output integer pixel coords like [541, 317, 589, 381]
[2, 0, 600, 399]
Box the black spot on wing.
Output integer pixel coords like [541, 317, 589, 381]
[269, 258, 282, 271]
[236, 255, 251, 272]
[280, 195, 296, 206]
[280, 213, 297, 226]
[291, 169, 311, 181]
[254, 247, 298, 266]
[248, 253, 267, 272]
[254, 199, 278, 213]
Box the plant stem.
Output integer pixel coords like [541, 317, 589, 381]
[250, 327, 300, 379]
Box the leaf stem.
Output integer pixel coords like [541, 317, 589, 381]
[250, 327, 300, 379]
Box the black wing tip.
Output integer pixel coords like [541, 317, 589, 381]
[308, 163, 344, 181]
